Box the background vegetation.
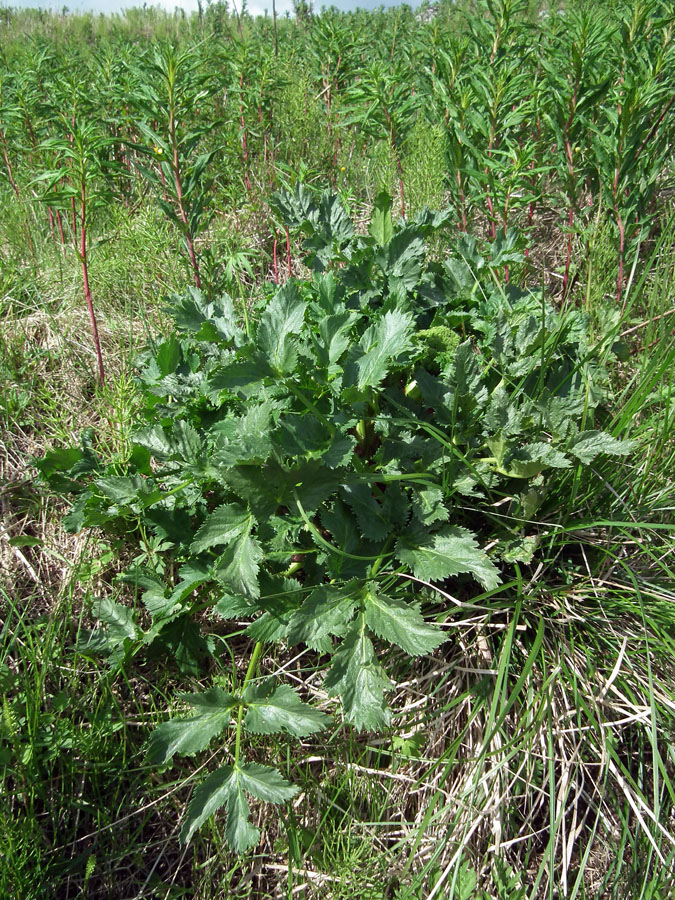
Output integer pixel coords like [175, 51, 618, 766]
[1, 0, 674, 896]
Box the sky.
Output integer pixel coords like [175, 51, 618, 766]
[4, 0, 413, 19]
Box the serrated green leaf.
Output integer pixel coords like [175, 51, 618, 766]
[363, 587, 446, 657]
[95, 597, 139, 643]
[323, 619, 392, 730]
[411, 485, 449, 526]
[147, 687, 236, 764]
[237, 762, 300, 803]
[396, 525, 500, 591]
[244, 576, 301, 641]
[191, 504, 254, 554]
[244, 681, 330, 737]
[315, 309, 359, 367]
[206, 358, 272, 400]
[211, 401, 274, 465]
[500, 535, 538, 564]
[215, 530, 263, 599]
[225, 781, 260, 852]
[171, 287, 239, 343]
[257, 282, 306, 375]
[181, 765, 238, 846]
[180, 760, 298, 850]
[379, 225, 426, 289]
[155, 616, 214, 676]
[155, 333, 182, 376]
[287, 582, 360, 650]
[352, 309, 414, 390]
[132, 421, 204, 470]
[341, 483, 391, 541]
[214, 591, 256, 619]
[501, 442, 571, 478]
[569, 431, 634, 464]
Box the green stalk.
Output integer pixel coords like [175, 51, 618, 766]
[285, 380, 334, 433]
[234, 640, 263, 768]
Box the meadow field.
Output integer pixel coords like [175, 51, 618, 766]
[1, 0, 675, 896]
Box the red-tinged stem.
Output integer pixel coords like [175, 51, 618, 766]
[56, 209, 66, 245]
[47, 205, 56, 240]
[80, 185, 104, 386]
[273, 235, 279, 284]
[169, 110, 201, 289]
[503, 190, 510, 282]
[1, 132, 19, 199]
[286, 226, 292, 277]
[456, 168, 467, 231]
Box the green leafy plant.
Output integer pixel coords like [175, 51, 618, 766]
[131, 43, 218, 290]
[36, 186, 636, 850]
[35, 121, 120, 385]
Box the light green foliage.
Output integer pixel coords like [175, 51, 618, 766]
[403, 119, 448, 214]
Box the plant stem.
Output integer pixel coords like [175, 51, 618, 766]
[234, 641, 263, 768]
[169, 106, 201, 289]
[80, 179, 105, 386]
[1, 131, 19, 199]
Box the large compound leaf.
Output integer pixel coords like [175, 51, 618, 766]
[396, 525, 500, 591]
[243, 681, 330, 737]
[363, 587, 446, 657]
[181, 762, 299, 850]
[147, 686, 236, 764]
